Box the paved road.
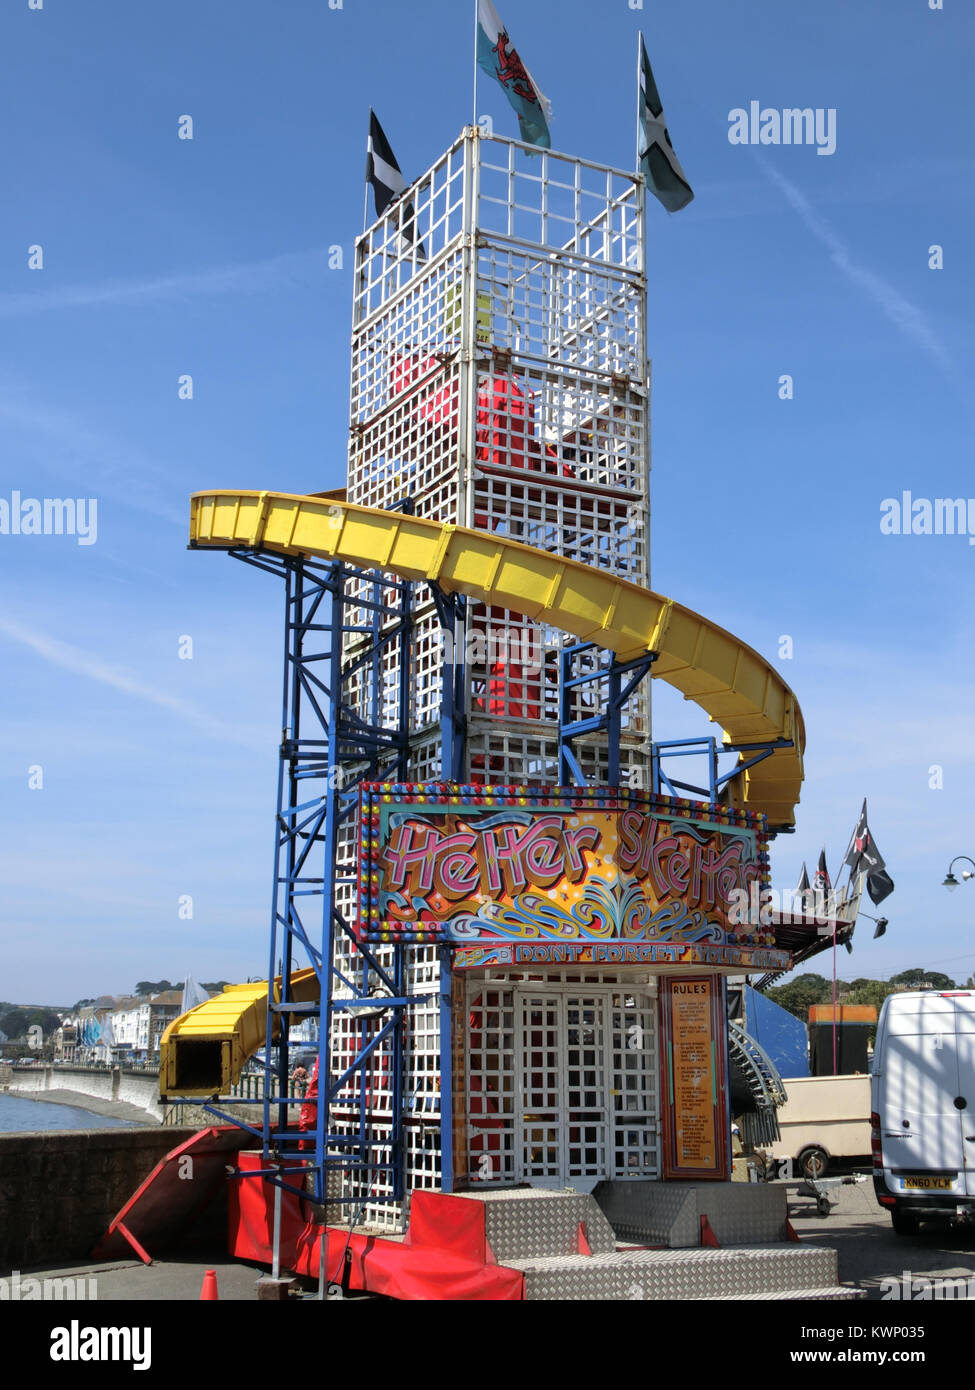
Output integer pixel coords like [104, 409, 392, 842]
[11, 1256, 280, 1302]
[16, 1179, 975, 1301]
[786, 1176, 975, 1298]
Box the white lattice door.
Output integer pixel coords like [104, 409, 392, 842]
[515, 989, 612, 1189]
[563, 994, 612, 1187]
[513, 984, 659, 1188]
[516, 991, 565, 1186]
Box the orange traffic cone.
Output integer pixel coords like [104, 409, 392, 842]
[200, 1269, 219, 1300]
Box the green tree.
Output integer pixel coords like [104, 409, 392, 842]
[844, 979, 895, 1012]
[765, 973, 832, 1020]
[921, 972, 957, 990]
[889, 968, 957, 991]
[0, 1008, 28, 1040]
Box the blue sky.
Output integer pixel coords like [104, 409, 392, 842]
[1, 0, 973, 1004]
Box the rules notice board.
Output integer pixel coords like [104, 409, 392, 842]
[660, 976, 731, 1180]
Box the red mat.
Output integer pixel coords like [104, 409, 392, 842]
[230, 1157, 523, 1301]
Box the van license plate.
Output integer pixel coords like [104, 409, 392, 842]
[902, 1177, 953, 1190]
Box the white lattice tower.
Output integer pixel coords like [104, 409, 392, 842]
[333, 130, 653, 1224]
[348, 128, 652, 783]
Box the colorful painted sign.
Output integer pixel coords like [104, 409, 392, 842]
[452, 941, 790, 971]
[358, 785, 772, 963]
[660, 976, 730, 1180]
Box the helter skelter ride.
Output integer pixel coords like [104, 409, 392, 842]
[157, 121, 858, 1300]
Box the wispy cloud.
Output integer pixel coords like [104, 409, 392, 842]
[0, 247, 333, 319]
[0, 615, 264, 750]
[0, 392, 186, 527]
[757, 156, 956, 380]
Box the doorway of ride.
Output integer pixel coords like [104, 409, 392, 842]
[871, 989, 975, 1235]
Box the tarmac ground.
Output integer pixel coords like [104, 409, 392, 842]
[784, 1171, 975, 1299]
[10, 1172, 975, 1302]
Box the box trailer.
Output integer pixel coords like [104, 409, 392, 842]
[767, 1073, 872, 1178]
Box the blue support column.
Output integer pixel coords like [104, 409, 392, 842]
[202, 550, 421, 1208]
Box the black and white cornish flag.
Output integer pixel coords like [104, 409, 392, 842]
[638, 34, 694, 214]
[366, 110, 426, 259]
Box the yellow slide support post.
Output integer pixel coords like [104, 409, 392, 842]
[159, 967, 319, 1098]
[190, 489, 805, 827]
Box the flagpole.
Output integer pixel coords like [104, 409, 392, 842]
[635, 31, 642, 173]
[832, 925, 839, 1076]
[363, 112, 372, 236]
[472, 0, 479, 130]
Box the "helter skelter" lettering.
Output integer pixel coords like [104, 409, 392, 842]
[379, 809, 760, 917]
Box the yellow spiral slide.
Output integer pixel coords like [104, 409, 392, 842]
[160, 488, 805, 1097]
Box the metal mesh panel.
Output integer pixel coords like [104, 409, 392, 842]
[353, 141, 469, 329]
[610, 990, 659, 1177]
[475, 136, 641, 268]
[466, 985, 517, 1186]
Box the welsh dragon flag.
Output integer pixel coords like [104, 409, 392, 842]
[477, 0, 552, 149]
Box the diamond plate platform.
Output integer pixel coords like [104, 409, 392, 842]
[459, 1188, 617, 1259]
[592, 1179, 788, 1247]
[510, 1245, 848, 1301]
[453, 1187, 862, 1300]
[716, 1287, 865, 1300]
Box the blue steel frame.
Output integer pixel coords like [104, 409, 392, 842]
[651, 736, 794, 831]
[558, 640, 656, 786]
[558, 646, 794, 836]
[195, 549, 466, 1208]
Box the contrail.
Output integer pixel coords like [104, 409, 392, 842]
[758, 156, 955, 379]
[0, 615, 265, 751]
[0, 247, 335, 318]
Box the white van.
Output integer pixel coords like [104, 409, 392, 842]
[871, 990, 975, 1234]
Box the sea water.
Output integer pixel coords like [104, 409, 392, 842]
[0, 1093, 137, 1132]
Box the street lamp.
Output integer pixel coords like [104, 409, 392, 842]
[942, 856, 975, 891]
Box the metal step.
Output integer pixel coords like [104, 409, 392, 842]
[710, 1287, 866, 1300]
[593, 1178, 788, 1247]
[459, 1189, 617, 1260]
[510, 1244, 841, 1301]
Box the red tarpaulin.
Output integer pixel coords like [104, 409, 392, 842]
[93, 1127, 253, 1264]
[229, 1153, 523, 1301]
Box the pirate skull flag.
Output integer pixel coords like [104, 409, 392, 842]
[843, 798, 895, 906]
[813, 848, 831, 894]
[638, 34, 694, 213]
